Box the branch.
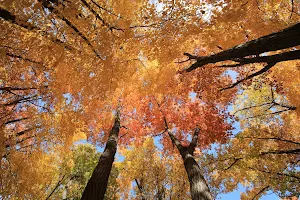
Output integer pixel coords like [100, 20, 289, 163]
[153, 97, 184, 152]
[221, 62, 276, 91]
[153, 129, 167, 137]
[167, 129, 185, 152]
[0, 86, 38, 91]
[15, 128, 35, 137]
[39, 0, 104, 59]
[215, 148, 300, 167]
[233, 90, 296, 116]
[224, 158, 242, 171]
[3, 95, 38, 106]
[217, 49, 300, 69]
[28, 101, 52, 113]
[80, 0, 123, 31]
[0, 7, 35, 30]
[3, 117, 29, 125]
[183, 23, 300, 72]
[272, 101, 296, 111]
[289, 0, 294, 20]
[46, 174, 66, 200]
[90, 0, 119, 17]
[5, 134, 36, 148]
[5, 52, 43, 65]
[260, 148, 300, 155]
[248, 166, 300, 180]
[134, 179, 146, 200]
[240, 136, 300, 145]
[0, 6, 74, 50]
[246, 108, 295, 119]
[188, 126, 200, 154]
[251, 185, 270, 200]
[233, 102, 272, 115]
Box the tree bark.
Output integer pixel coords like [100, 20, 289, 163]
[81, 111, 120, 200]
[167, 128, 213, 200]
[181, 151, 212, 200]
[183, 22, 300, 72]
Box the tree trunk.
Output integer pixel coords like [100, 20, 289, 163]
[167, 128, 213, 200]
[180, 150, 212, 200]
[81, 111, 120, 200]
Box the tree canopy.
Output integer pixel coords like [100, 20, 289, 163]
[1, 0, 299, 199]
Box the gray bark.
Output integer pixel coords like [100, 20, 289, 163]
[81, 111, 120, 200]
[183, 23, 300, 72]
[167, 127, 213, 200]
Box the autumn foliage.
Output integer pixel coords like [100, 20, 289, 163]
[1, 0, 300, 199]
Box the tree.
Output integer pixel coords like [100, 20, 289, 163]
[120, 86, 232, 199]
[201, 83, 300, 199]
[81, 110, 120, 200]
[177, 14, 300, 200]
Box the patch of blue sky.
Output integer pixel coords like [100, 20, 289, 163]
[153, 135, 163, 150]
[73, 138, 106, 155]
[148, 0, 164, 12]
[20, 74, 25, 81]
[35, 97, 50, 113]
[74, 139, 88, 146]
[115, 151, 125, 162]
[63, 93, 73, 105]
[130, 181, 137, 198]
[89, 72, 95, 77]
[189, 91, 197, 102]
[260, 192, 280, 200]
[216, 184, 280, 199]
[62, 92, 83, 111]
[226, 69, 238, 81]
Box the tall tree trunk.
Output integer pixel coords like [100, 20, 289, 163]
[180, 149, 212, 200]
[81, 111, 120, 200]
[167, 127, 213, 200]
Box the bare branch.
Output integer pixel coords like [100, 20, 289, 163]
[183, 23, 300, 72]
[248, 166, 300, 180]
[188, 127, 200, 154]
[46, 174, 66, 200]
[233, 102, 272, 115]
[246, 108, 295, 119]
[289, 0, 294, 20]
[251, 185, 270, 200]
[3, 117, 29, 125]
[221, 62, 276, 91]
[260, 148, 300, 155]
[239, 136, 300, 145]
[90, 0, 119, 17]
[153, 129, 167, 137]
[5, 52, 43, 65]
[224, 158, 242, 171]
[0, 86, 38, 91]
[80, 0, 123, 31]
